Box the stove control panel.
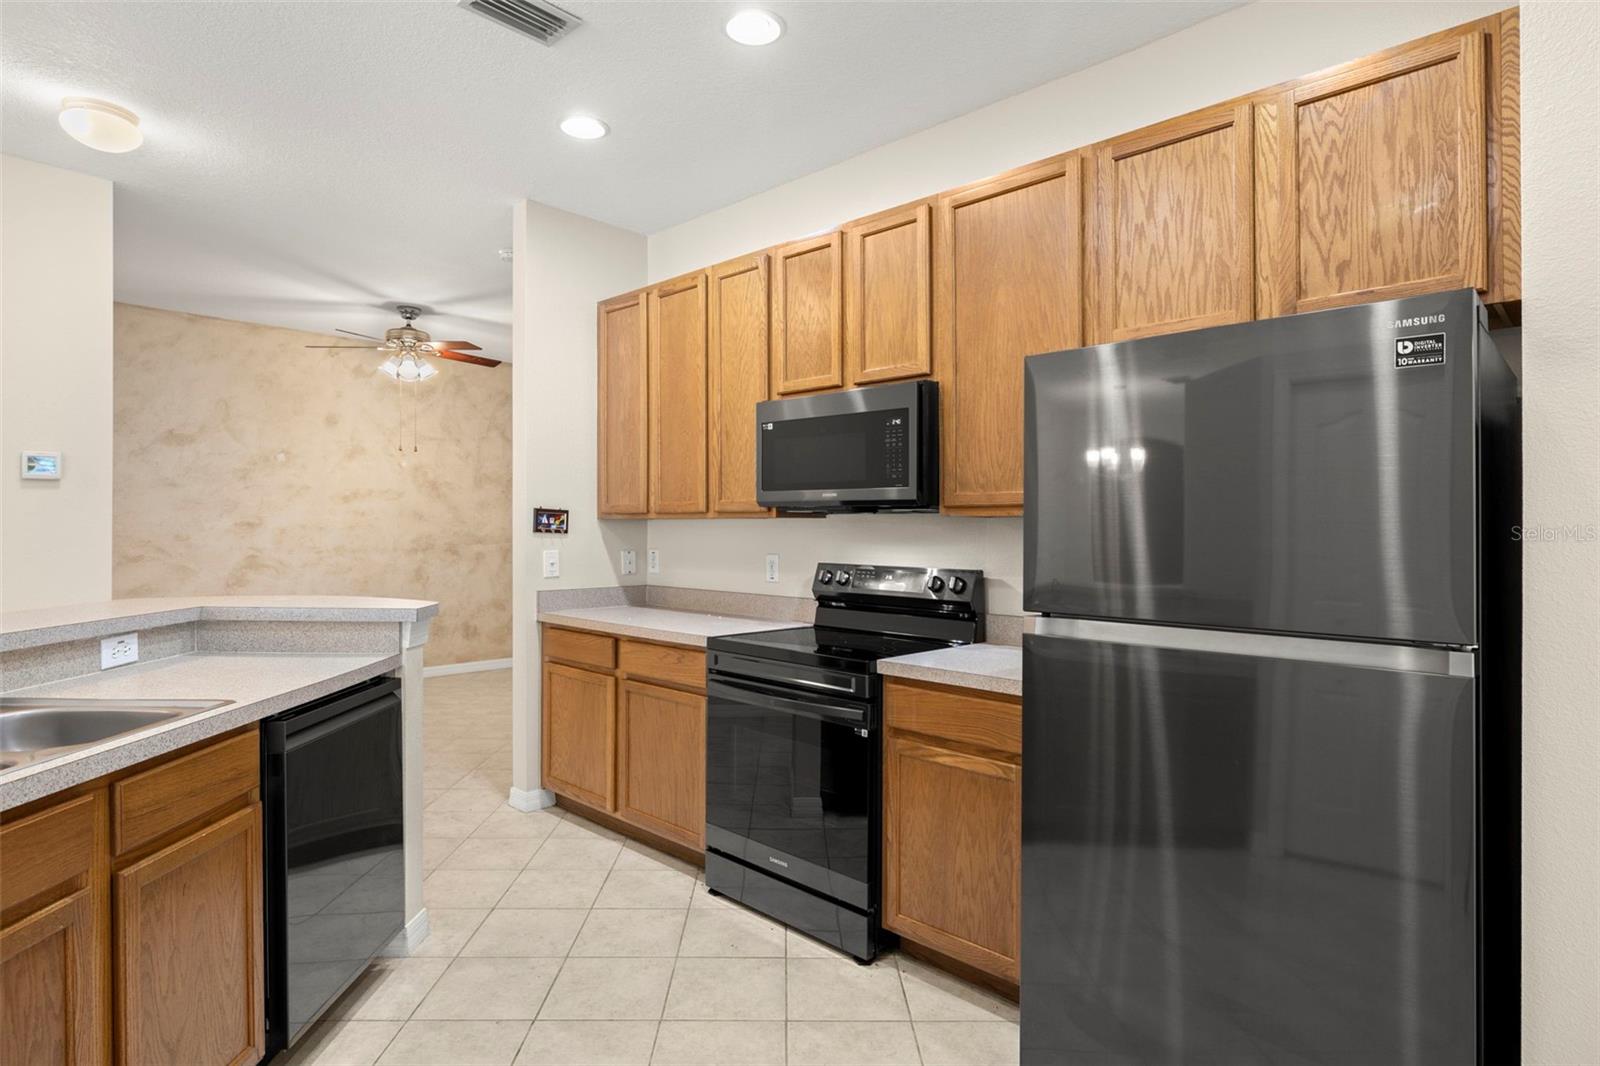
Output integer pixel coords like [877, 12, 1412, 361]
[812, 563, 984, 604]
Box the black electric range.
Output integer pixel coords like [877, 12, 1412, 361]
[703, 562, 985, 961]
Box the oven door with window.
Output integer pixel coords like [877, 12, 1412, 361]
[705, 675, 876, 908]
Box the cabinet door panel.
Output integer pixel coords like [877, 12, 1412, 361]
[617, 681, 705, 849]
[1, 889, 103, 1066]
[1270, 31, 1489, 313]
[542, 663, 616, 810]
[935, 156, 1082, 513]
[1087, 103, 1254, 343]
[115, 804, 264, 1066]
[707, 255, 770, 515]
[649, 273, 709, 515]
[772, 234, 843, 395]
[884, 733, 1020, 980]
[845, 203, 931, 384]
[598, 292, 649, 516]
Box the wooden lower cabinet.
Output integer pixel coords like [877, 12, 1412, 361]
[1, 889, 102, 1066]
[541, 626, 708, 853]
[542, 661, 616, 810]
[883, 679, 1022, 983]
[0, 729, 264, 1066]
[115, 805, 263, 1066]
[617, 681, 706, 849]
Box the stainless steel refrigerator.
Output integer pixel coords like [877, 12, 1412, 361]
[1020, 290, 1519, 1065]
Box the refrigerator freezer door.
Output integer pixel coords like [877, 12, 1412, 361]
[1020, 627, 1476, 1065]
[1024, 289, 1482, 645]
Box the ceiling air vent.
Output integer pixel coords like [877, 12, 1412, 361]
[457, 0, 581, 45]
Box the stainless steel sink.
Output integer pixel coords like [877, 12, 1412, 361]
[0, 698, 233, 771]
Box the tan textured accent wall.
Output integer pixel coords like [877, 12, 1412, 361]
[112, 304, 510, 665]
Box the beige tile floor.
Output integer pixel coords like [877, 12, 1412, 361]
[282, 670, 1020, 1066]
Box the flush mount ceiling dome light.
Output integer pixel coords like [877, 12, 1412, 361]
[559, 115, 608, 140]
[58, 97, 143, 153]
[725, 9, 784, 46]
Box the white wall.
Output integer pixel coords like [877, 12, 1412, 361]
[509, 200, 647, 805]
[1519, 3, 1600, 1061]
[644, 0, 1512, 613]
[0, 156, 114, 612]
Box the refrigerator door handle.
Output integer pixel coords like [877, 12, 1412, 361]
[1033, 616, 1477, 677]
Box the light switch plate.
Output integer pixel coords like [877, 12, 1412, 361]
[647, 550, 660, 574]
[542, 549, 560, 578]
[765, 554, 780, 583]
[100, 632, 138, 669]
[620, 549, 636, 576]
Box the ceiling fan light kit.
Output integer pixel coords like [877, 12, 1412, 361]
[305, 303, 500, 451]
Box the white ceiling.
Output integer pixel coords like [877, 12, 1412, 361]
[2, 0, 1239, 357]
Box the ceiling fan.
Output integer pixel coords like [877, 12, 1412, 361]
[305, 304, 502, 381]
[307, 304, 502, 453]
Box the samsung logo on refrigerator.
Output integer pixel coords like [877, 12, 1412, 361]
[1388, 313, 1447, 329]
[1395, 333, 1447, 368]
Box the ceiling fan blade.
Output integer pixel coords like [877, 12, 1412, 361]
[429, 340, 483, 351]
[432, 349, 503, 368]
[336, 328, 382, 340]
[304, 344, 384, 349]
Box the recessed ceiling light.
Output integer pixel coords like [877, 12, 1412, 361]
[560, 115, 608, 140]
[58, 97, 143, 153]
[725, 9, 784, 46]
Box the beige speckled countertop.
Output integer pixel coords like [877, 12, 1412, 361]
[539, 605, 800, 647]
[0, 595, 438, 652]
[0, 651, 399, 811]
[541, 604, 1023, 696]
[877, 643, 1023, 697]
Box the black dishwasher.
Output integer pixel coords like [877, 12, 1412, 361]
[262, 675, 403, 1058]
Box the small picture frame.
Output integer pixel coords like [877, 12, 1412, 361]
[22, 451, 61, 480]
[534, 507, 569, 535]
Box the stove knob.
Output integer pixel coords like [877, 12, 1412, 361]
[817, 569, 833, 585]
[926, 576, 945, 593]
[835, 570, 851, 586]
[949, 576, 968, 595]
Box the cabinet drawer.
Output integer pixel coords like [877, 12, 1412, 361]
[618, 640, 706, 691]
[112, 731, 259, 857]
[544, 626, 617, 671]
[0, 792, 99, 913]
[885, 679, 1021, 757]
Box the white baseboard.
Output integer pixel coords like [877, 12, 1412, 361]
[379, 909, 433, 958]
[423, 657, 512, 678]
[508, 787, 557, 812]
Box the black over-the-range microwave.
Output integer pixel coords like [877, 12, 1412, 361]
[755, 379, 938, 513]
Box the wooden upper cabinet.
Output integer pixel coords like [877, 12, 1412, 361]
[935, 155, 1082, 513]
[771, 233, 843, 395]
[597, 291, 649, 517]
[707, 254, 770, 515]
[648, 272, 709, 515]
[1086, 103, 1255, 344]
[1258, 27, 1495, 315]
[115, 804, 264, 1066]
[844, 202, 932, 385]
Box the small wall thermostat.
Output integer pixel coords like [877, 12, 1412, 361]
[22, 451, 61, 480]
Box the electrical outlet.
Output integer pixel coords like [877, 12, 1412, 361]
[647, 549, 660, 574]
[620, 549, 636, 576]
[765, 554, 780, 583]
[100, 632, 139, 670]
[542, 549, 560, 578]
